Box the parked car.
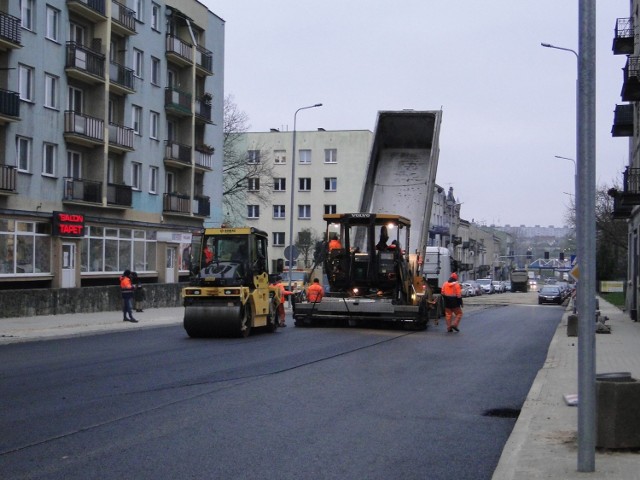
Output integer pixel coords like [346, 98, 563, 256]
[466, 280, 483, 296]
[461, 282, 476, 297]
[503, 281, 512, 292]
[492, 280, 505, 293]
[476, 278, 494, 294]
[538, 286, 563, 305]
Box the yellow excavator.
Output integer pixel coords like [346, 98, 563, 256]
[182, 227, 280, 338]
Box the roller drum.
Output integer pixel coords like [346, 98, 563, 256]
[184, 305, 244, 337]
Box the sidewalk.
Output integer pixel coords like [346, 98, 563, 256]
[493, 297, 640, 480]
[2, 298, 640, 478]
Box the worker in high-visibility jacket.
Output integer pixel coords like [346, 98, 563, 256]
[441, 272, 463, 333]
[306, 278, 324, 303]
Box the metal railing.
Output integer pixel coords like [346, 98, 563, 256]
[107, 183, 132, 206]
[194, 196, 210, 216]
[111, 0, 136, 32]
[196, 46, 213, 73]
[165, 87, 192, 114]
[0, 165, 16, 192]
[64, 177, 102, 203]
[66, 42, 105, 79]
[165, 141, 192, 165]
[70, 0, 106, 15]
[0, 11, 21, 45]
[623, 167, 640, 194]
[163, 192, 190, 214]
[64, 111, 104, 141]
[108, 122, 134, 149]
[0, 88, 20, 118]
[195, 148, 213, 169]
[195, 97, 212, 122]
[109, 61, 134, 91]
[166, 34, 192, 60]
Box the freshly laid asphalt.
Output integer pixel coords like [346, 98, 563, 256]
[1, 296, 639, 478]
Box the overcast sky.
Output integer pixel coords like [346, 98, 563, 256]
[204, 0, 629, 228]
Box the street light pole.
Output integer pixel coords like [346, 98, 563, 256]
[288, 103, 322, 294]
[555, 155, 578, 204]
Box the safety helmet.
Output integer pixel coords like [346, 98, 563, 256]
[450, 272, 458, 280]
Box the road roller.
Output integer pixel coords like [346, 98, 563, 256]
[182, 227, 280, 338]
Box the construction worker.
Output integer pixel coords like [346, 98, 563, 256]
[307, 278, 324, 303]
[441, 272, 463, 333]
[119, 270, 138, 323]
[328, 233, 342, 251]
[273, 276, 292, 327]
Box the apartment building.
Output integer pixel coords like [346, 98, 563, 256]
[0, 0, 224, 290]
[238, 129, 373, 272]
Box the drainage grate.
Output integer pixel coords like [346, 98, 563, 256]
[483, 408, 521, 418]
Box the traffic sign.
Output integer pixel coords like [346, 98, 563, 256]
[284, 245, 299, 260]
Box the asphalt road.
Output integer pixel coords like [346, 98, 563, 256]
[0, 294, 563, 480]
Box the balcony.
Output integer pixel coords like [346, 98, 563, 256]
[111, 0, 136, 36]
[0, 88, 20, 124]
[0, 11, 21, 50]
[195, 146, 213, 170]
[63, 177, 102, 204]
[65, 42, 105, 84]
[621, 56, 640, 101]
[194, 195, 210, 217]
[613, 17, 634, 55]
[196, 46, 213, 75]
[607, 168, 640, 216]
[165, 87, 192, 116]
[163, 192, 190, 214]
[164, 141, 192, 168]
[108, 122, 134, 152]
[109, 61, 135, 95]
[611, 104, 633, 137]
[195, 95, 212, 123]
[611, 193, 633, 220]
[64, 111, 104, 147]
[107, 183, 132, 207]
[66, 0, 106, 24]
[166, 34, 193, 67]
[0, 165, 16, 194]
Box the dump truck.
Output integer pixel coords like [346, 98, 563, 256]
[182, 227, 280, 337]
[292, 110, 443, 328]
[510, 269, 529, 292]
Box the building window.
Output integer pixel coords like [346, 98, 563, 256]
[151, 3, 160, 30]
[248, 178, 260, 191]
[149, 166, 158, 194]
[46, 6, 59, 41]
[298, 205, 311, 219]
[67, 150, 82, 178]
[44, 73, 58, 109]
[20, 0, 34, 30]
[324, 204, 337, 215]
[16, 136, 31, 172]
[273, 205, 285, 219]
[324, 177, 337, 191]
[132, 162, 142, 190]
[150, 57, 160, 85]
[325, 148, 337, 164]
[42, 143, 57, 177]
[132, 105, 142, 135]
[19, 65, 34, 102]
[247, 205, 260, 219]
[133, 49, 143, 78]
[0, 219, 52, 276]
[247, 150, 260, 164]
[274, 177, 286, 191]
[299, 178, 311, 191]
[81, 226, 156, 274]
[274, 150, 286, 164]
[273, 232, 285, 246]
[133, 0, 143, 21]
[299, 149, 311, 164]
[150, 111, 159, 139]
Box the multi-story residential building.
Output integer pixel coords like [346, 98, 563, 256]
[237, 129, 373, 272]
[0, 1, 224, 290]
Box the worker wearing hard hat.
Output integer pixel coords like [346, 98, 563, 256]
[441, 272, 463, 333]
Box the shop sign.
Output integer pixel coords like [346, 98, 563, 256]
[52, 211, 85, 237]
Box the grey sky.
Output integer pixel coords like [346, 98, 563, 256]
[205, 0, 629, 227]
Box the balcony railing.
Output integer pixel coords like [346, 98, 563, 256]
[163, 192, 190, 214]
[165, 87, 192, 115]
[621, 56, 640, 102]
[66, 42, 105, 80]
[166, 34, 192, 62]
[108, 122, 134, 149]
[64, 111, 104, 142]
[195, 96, 212, 122]
[64, 177, 102, 203]
[0, 165, 16, 192]
[613, 17, 634, 55]
[0, 11, 21, 46]
[611, 104, 633, 137]
[0, 88, 20, 118]
[196, 46, 213, 73]
[194, 195, 210, 217]
[109, 61, 135, 92]
[67, 0, 106, 19]
[111, 0, 136, 33]
[195, 147, 213, 169]
[107, 183, 132, 206]
[165, 141, 192, 166]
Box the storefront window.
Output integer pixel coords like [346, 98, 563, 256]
[0, 219, 51, 275]
[82, 227, 156, 274]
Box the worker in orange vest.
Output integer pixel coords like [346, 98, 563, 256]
[273, 276, 292, 327]
[307, 278, 324, 303]
[441, 272, 463, 333]
[328, 233, 342, 251]
[119, 270, 138, 323]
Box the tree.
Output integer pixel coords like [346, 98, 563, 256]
[222, 95, 275, 224]
[295, 228, 322, 269]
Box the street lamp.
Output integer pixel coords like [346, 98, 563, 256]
[288, 103, 322, 293]
[555, 155, 578, 204]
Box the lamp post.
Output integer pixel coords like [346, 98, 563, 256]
[288, 103, 322, 294]
[542, 1, 597, 470]
[555, 155, 577, 202]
